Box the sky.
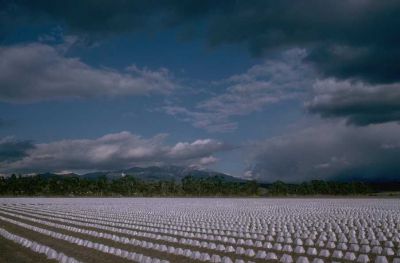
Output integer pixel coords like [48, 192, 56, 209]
[1, 0, 400, 182]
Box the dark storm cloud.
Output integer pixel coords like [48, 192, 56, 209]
[3, 0, 400, 83]
[0, 137, 35, 162]
[206, 0, 400, 83]
[0, 0, 222, 36]
[306, 45, 400, 84]
[307, 79, 400, 126]
[207, 0, 400, 83]
[247, 122, 400, 183]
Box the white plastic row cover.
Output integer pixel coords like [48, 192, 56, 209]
[0, 227, 80, 263]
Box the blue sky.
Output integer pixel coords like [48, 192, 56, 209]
[1, 1, 400, 182]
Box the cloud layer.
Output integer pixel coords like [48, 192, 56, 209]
[165, 49, 315, 132]
[0, 132, 231, 173]
[1, 1, 399, 182]
[0, 137, 35, 162]
[247, 122, 400, 182]
[0, 43, 176, 102]
[307, 79, 400, 125]
[3, 0, 400, 83]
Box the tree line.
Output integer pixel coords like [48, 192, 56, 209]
[266, 180, 372, 196]
[0, 174, 376, 197]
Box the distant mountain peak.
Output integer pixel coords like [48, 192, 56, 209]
[82, 165, 245, 182]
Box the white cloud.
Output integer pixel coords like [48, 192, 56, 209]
[1, 131, 231, 173]
[189, 156, 219, 169]
[165, 49, 316, 132]
[198, 156, 218, 165]
[169, 139, 226, 159]
[0, 42, 177, 103]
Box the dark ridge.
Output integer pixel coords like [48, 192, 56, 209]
[82, 165, 245, 183]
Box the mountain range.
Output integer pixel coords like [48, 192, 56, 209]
[38, 166, 246, 182]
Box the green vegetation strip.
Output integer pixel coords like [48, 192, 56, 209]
[0, 173, 374, 197]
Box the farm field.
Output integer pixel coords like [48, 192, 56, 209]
[0, 198, 399, 263]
